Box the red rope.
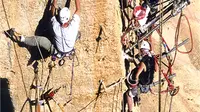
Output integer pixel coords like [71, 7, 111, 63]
[175, 14, 193, 54]
[172, 12, 193, 66]
[154, 26, 173, 75]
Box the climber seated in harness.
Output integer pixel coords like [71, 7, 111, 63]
[134, 0, 159, 38]
[5, 0, 80, 63]
[50, 0, 81, 59]
[125, 40, 157, 111]
[133, 1, 151, 37]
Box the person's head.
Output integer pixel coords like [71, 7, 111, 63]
[140, 40, 150, 54]
[133, 6, 146, 20]
[59, 7, 70, 24]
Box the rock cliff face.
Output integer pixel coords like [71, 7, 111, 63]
[0, 0, 200, 112]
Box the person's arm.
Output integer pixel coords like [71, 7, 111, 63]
[135, 62, 146, 81]
[140, 0, 144, 5]
[74, 0, 80, 15]
[51, 0, 57, 16]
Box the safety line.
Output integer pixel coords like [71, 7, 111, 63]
[1, 0, 29, 97]
[23, 2, 49, 111]
[24, 0, 45, 62]
[175, 13, 193, 54]
[163, 89, 168, 112]
[1, 0, 10, 28]
[63, 53, 76, 106]
[115, 83, 122, 112]
[69, 54, 75, 102]
[168, 95, 174, 112]
[1, 0, 12, 70]
[158, 0, 164, 111]
[24, 0, 46, 92]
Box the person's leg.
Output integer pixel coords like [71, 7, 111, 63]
[126, 90, 133, 112]
[122, 92, 127, 112]
[5, 28, 56, 55]
[22, 35, 55, 55]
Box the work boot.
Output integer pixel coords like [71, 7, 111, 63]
[6, 28, 15, 37]
[5, 28, 22, 42]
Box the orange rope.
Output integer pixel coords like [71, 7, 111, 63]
[175, 14, 193, 54]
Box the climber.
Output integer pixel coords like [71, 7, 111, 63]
[134, 0, 159, 38]
[5, 0, 80, 60]
[133, 4, 150, 27]
[125, 40, 157, 111]
[50, 0, 81, 57]
[141, 0, 159, 22]
[133, 1, 151, 38]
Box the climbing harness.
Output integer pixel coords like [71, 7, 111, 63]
[56, 49, 76, 66]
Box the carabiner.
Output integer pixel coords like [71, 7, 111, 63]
[58, 58, 65, 66]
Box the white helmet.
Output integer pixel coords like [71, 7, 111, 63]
[59, 7, 70, 24]
[140, 40, 150, 50]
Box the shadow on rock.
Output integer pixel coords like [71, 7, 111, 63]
[1, 78, 14, 112]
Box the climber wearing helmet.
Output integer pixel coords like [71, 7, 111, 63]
[4, 0, 80, 65]
[59, 7, 71, 25]
[51, 0, 81, 54]
[134, 0, 159, 38]
[125, 40, 157, 111]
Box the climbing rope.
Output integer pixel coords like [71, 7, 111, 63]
[171, 11, 193, 66]
[24, 0, 45, 62]
[1, 0, 29, 97]
[22, 1, 48, 111]
[63, 54, 75, 106]
[175, 12, 193, 54]
[34, 65, 41, 112]
[112, 86, 117, 112]
[162, 11, 193, 112]
[1, 0, 10, 28]
[2, 0, 12, 68]
[42, 62, 54, 96]
[24, 0, 46, 88]
[68, 54, 75, 102]
[115, 82, 122, 112]
[158, 0, 164, 111]
[154, 6, 193, 112]
[110, 82, 122, 112]
[155, 28, 174, 77]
